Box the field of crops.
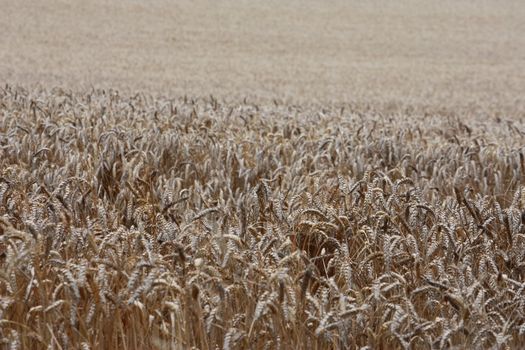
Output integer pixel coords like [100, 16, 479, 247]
[0, 86, 524, 349]
[2, 0, 525, 349]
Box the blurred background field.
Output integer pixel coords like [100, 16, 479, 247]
[1, 0, 524, 110]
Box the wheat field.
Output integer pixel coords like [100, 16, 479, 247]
[1, 1, 525, 349]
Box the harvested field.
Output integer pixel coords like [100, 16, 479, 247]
[1, 0, 525, 349]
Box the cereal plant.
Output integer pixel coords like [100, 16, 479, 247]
[1, 86, 524, 349]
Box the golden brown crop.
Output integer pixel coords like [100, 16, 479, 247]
[0, 86, 525, 349]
